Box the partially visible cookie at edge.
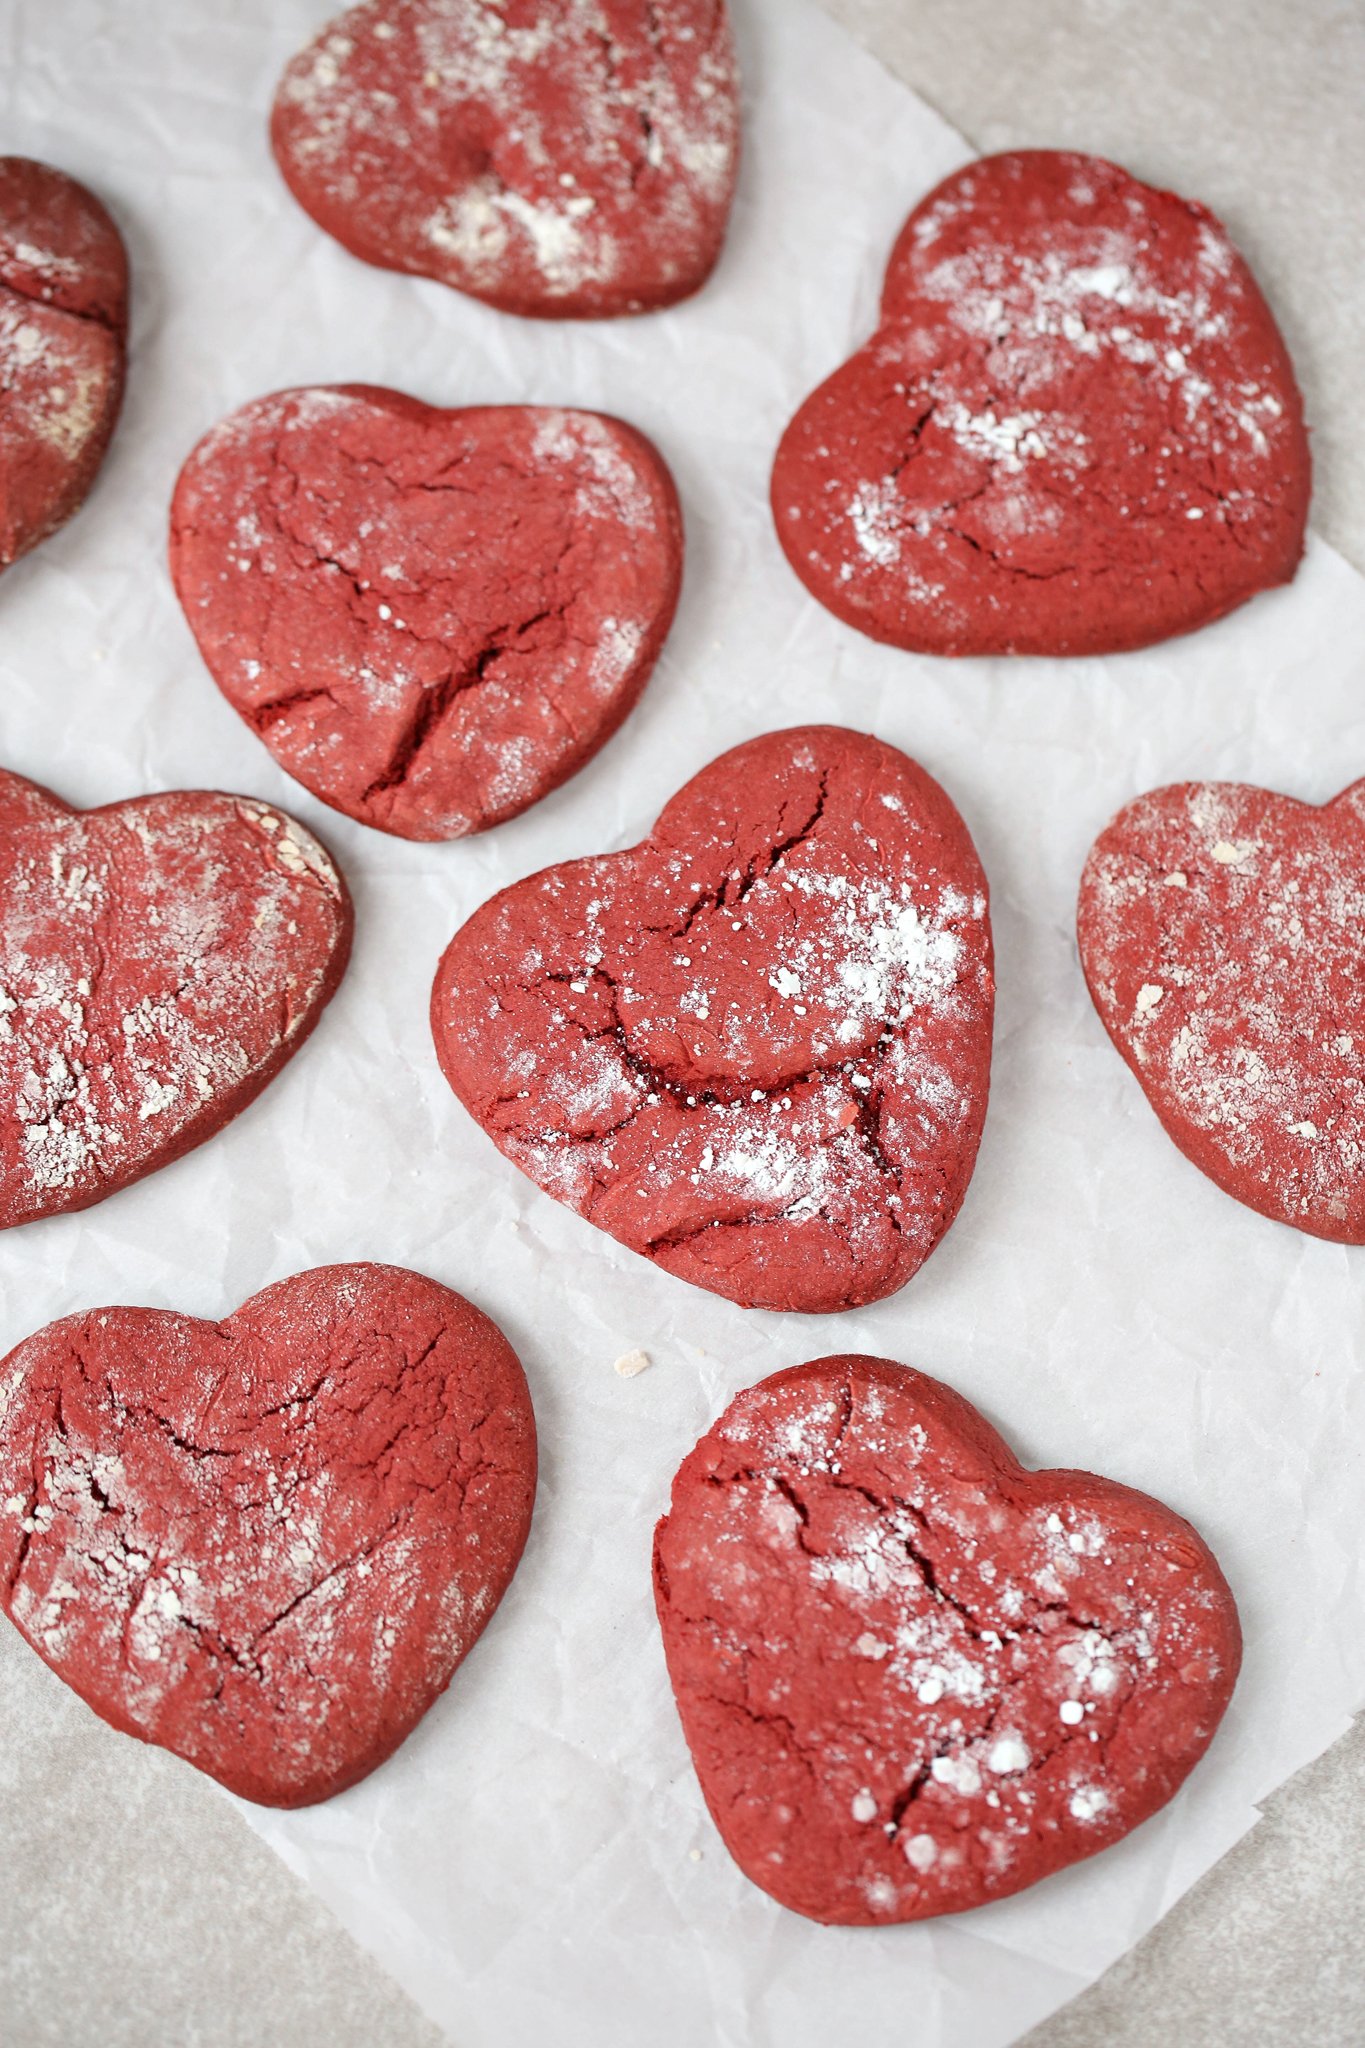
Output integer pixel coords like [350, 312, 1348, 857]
[0, 157, 128, 570]
[1079, 774, 1365, 1240]
[271, 0, 741, 318]
[0, 767, 352, 1227]
[0, 1263, 537, 1805]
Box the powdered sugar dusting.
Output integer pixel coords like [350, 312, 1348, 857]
[776, 150, 1307, 656]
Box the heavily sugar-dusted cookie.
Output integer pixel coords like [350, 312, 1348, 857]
[0, 769, 351, 1228]
[431, 727, 994, 1313]
[772, 150, 1309, 658]
[271, 0, 740, 319]
[1079, 777, 1365, 1240]
[0, 1263, 537, 1806]
[654, 1355, 1240, 1925]
[0, 157, 128, 571]
[169, 387, 683, 841]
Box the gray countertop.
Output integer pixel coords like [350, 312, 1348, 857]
[2, 3, 1362, 2042]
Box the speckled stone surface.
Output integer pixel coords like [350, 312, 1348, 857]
[2, 3, 1362, 2044]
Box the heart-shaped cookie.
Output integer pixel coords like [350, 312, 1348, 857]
[0, 769, 351, 1228]
[170, 387, 683, 840]
[0, 1263, 536, 1806]
[0, 157, 128, 572]
[1079, 776, 1365, 1240]
[270, 0, 740, 319]
[431, 727, 993, 1313]
[772, 150, 1309, 657]
[654, 1355, 1240, 1924]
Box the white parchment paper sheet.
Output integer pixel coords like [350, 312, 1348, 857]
[2, 2, 1363, 2043]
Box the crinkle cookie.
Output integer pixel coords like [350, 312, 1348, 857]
[0, 1263, 536, 1806]
[1079, 775, 1365, 1239]
[0, 768, 351, 1227]
[772, 151, 1309, 657]
[431, 726, 994, 1313]
[654, 1354, 1240, 1923]
[0, 157, 128, 571]
[271, 0, 740, 318]
[170, 387, 683, 840]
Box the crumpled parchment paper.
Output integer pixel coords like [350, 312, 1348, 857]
[2, 2, 1363, 2043]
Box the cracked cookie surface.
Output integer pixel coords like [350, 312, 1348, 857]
[431, 726, 993, 1313]
[772, 150, 1308, 657]
[654, 1355, 1240, 1924]
[0, 768, 351, 1227]
[271, 0, 740, 319]
[0, 1262, 537, 1806]
[1079, 776, 1365, 1241]
[169, 386, 683, 840]
[0, 156, 128, 571]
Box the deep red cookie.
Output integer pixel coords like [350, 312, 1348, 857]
[0, 1263, 536, 1806]
[772, 150, 1309, 658]
[1079, 776, 1365, 1240]
[431, 727, 993, 1313]
[0, 157, 128, 571]
[169, 386, 683, 841]
[271, 0, 740, 319]
[0, 769, 351, 1228]
[654, 1355, 1240, 1925]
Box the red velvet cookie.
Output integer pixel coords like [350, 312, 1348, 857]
[169, 387, 683, 841]
[0, 1263, 536, 1806]
[654, 1355, 1240, 1925]
[1079, 777, 1365, 1240]
[0, 769, 351, 1228]
[431, 727, 993, 1313]
[772, 150, 1309, 657]
[271, 0, 740, 319]
[0, 157, 128, 571]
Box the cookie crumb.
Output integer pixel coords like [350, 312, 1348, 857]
[614, 1347, 651, 1379]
